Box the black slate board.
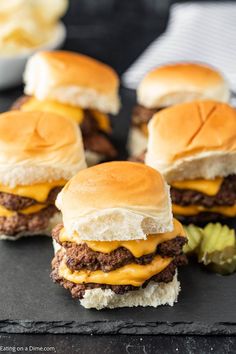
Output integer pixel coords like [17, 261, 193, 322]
[0, 88, 236, 335]
[0, 236, 236, 335]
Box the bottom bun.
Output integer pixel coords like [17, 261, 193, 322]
[128, 127, 148, 157]
[81, 273, 180, 309]
[0, 212, 62, 241]
[53, 238, 61, 253]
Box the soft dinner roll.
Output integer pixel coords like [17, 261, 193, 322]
[0, 110, 86, 187]
[138, 62, 230, 108]
[56, 161, 173, 240]
[146, 100, 236, 182]
[24, 50, 120, 114]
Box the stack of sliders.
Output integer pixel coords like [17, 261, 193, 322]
[51, 162, 187, 309]
[146, 100, 236, 223]
[11, 50, 121, 166]
[0, 110, 86, 240]
[129, 62, 230, 159]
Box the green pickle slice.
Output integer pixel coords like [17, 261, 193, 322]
[207, 257, 236, 275]
[198, 223, 236, 274]
[183, 224, 203, 254]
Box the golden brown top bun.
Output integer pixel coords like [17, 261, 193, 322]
[56, 161, 173, 241]
[146, 100, 236, 181]
[138, 62, 230, 108]
[24, 50, 120, 114]
[0, 111, 86, 186]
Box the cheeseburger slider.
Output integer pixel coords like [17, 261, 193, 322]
[51, 162, 187, 309]
[12, 50, 120, 166]
[0, 110, 86, 240]
[146, 100, 236, 223]
[129, 62, 230, 158]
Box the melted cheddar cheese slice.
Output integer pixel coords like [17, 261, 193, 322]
[21, 97, 84, 124]
[90, 109, 111, 133]
[0, 203, 47, 217]
[21, 97, 111, 133]
[173, 204, 236, 217]
[59, 255, 172, 286]
[140, 123, 148, 136]
[59, 219, 186, 258]
[0, 180, 66, 203]
[171, 177, 223, 196]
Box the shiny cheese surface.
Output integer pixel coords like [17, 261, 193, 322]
[59, 255, 172, 286]
[59, 219, 185, 258]
[171, 177, 223, 196]
[0, 203, 47, 217]
[21, 98, 111, 132]
[141, 123, 148, 136]
[21, 97, 84, 124]
[90, 109, 111, 133]
[173, 204, 236, 217]
[0, 180, 66, 203]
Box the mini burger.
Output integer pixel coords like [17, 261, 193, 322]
[12, 50, 120, 166]
[0, 110, 86, 240]
[129, 62, 230, 158]
[146, 100, 236, 223]
[51, 162, 187, 309]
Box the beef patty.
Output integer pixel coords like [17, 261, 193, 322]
[171, 175, 236, 208]
[0, 205, 58, 236]
[11, 96, 117, 159]
[176, 212, 229, 225]
[83, 132, 117, 158]
[51, 249, 187, 299]
[132, 104, 160, 127]
[52, 224, 187, 272]
[0, 187, 62, 211]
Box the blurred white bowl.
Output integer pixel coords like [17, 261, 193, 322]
[0, 22, 66, 90]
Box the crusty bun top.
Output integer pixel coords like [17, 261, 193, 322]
[146, 100, 236, 181]
[56, 161, 173, 241]
[24, 50, 120, 114]
[138, 63, 230, 108]
[59, 161, 167, 211]
[0, 111, 86, 186]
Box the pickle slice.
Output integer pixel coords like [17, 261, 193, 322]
[206, 256, 236, 275]
[199, 223, 236, 265]
[183, 224, 203, 254]
[207, 258, 236, 275]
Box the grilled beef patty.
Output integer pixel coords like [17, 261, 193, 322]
[51, 249, 187, 299]
[11, 96, 117, 159]
[132, 104, 160, 126]
[83, 132, 117, 158]
[0, 187, 62, 211]
[176, 212, 229, 225]
[0, 205, 58, 236]
[66, 238, 186, 272]
[171, 175, 236, 208]
[52, 224, 187, 272]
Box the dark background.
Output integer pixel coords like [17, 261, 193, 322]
[1, 1, 236, 353]
[62, 0, 236, 77]
[63, 0, 170, 75]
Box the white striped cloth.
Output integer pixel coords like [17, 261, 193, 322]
[122, 2, 236, 99]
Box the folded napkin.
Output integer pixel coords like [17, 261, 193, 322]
[122, 2, 236, 97]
